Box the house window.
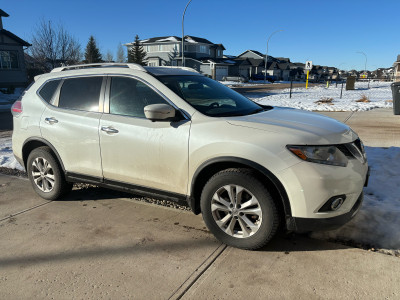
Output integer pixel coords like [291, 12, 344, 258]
[217, 49, 221, 56]
[0, 50, 19, 69]
[199, 45, 208, 53]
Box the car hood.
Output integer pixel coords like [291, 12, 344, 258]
[226, 107, 358, 144]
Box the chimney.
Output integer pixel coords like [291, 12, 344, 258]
[0, 9, 10, 30]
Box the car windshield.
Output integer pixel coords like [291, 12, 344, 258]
[156, 75, 270, 117]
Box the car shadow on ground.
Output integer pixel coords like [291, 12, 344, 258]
[259, 232, 350, 253]
[62, 185, 134, 202]
[64, 186, 350, 253]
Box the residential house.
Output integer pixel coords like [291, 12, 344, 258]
[0, 9, 31, 88]
[125, 35, 230, 80]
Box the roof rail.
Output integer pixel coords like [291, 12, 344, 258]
[50, 63, 147, 73]
[152, 66, 200, 73]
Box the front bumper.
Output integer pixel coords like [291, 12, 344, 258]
[288, 192, 363, 232]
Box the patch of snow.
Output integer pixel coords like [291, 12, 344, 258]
[156, 37, 178, 42]
[185, 37, 197, 43]
[250, 81, 393, 111]
[0, 137, 24, 171]
[312, 146, 400, 251]
[0, 88, 23, 112]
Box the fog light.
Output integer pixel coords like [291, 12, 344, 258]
[318, 195, 347, 212]
[331, 197, 344, 211]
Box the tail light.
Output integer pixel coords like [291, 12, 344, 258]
[11, 100, 23, 116]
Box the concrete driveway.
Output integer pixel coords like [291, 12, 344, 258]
[1, 174, 400, 299]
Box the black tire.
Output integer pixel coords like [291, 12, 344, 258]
[200, 168, 280, 250]
[27, 146, 72, 200]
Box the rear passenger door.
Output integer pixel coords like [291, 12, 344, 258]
[40, 76, 105, 179]
[99, 75, 190, 195]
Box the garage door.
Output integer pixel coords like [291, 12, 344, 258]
[215, 66, 228, 80]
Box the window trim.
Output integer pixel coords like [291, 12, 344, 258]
[36, 79, 63, 105]
[103, 74, 190, 120]
[47, 75, 106, 113]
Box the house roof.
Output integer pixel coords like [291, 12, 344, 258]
[0, 9, 9, 17]
[236, 49, 265, 58]
[0, 29, 31, 46]
[137, 35, 217, 45]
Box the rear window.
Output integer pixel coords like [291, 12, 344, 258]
[58, 77, 103, 111]
[39, 80, 61, 103]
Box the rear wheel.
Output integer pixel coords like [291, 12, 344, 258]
[27, 147, 72, 200]
[200, 168, 280, 250]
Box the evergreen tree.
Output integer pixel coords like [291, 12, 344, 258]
[128, 35, 146, 65]
[84, 36, 102, 63]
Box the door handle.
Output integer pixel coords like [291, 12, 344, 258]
[44, 117, 58, 125]
[101, 126, 119, 134]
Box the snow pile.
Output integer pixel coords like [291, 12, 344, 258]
[0, 137, 24, 170]
[312, 146, 400, 251]
[251, 81, 393, 111]
[0, 88, 23, 112]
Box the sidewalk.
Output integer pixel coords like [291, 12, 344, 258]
[318, 108, 400, 147]
[1, 175, 400, 299]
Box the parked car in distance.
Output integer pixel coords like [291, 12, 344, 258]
[222, 75, 248, 83]
[251, 73, 277, 82]
[12, 63, 369, 250]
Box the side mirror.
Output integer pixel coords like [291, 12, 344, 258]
[144, 104, 177, 122]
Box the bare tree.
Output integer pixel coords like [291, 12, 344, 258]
[30, 19, 81, 72]
[116, 43, 125, 63]
[104, 50, 114, 62]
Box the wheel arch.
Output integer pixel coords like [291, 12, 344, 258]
[189, 157, 292, 220]
[22, 137, 66, 172]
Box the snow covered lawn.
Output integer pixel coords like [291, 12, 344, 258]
[0, 88, 23, 112]
[250, 81, 393, 112]
[0, 136, 399, 252]
[312, 146, 400, 253]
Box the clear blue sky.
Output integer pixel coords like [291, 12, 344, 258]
[2, 0, 399, 70]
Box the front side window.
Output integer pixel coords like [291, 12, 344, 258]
[0, 51, 19, 69]
[109, 77, 167, 118]
[157, 75, 267, 117]
[58, 77, 102, 111]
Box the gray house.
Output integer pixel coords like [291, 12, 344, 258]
[125, 35, 230, 80]
[0, 9, 31, 88]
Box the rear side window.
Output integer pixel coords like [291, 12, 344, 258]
[109, 76, 167, 118]
[58, 77, 103, 111]
[39, 80, 61, 103]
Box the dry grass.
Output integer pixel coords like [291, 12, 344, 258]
[315, 97, 334, 105]
[356, 94, 370, 103]
[385, 99, 393, 103]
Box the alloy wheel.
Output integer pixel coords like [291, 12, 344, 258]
[211, 184, 262, 238]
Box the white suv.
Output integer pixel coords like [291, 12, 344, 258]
[12, 63, 369, 249]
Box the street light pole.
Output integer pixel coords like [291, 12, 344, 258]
[356, 51, 368, 88]
[182, 0, 193, 67]
[356, 51, 367, 75]
[264, 30, 283, 83]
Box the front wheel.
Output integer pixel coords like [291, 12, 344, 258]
[200, 168, 280, 250]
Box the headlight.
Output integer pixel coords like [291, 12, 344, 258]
[287, 145, 348, 167]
